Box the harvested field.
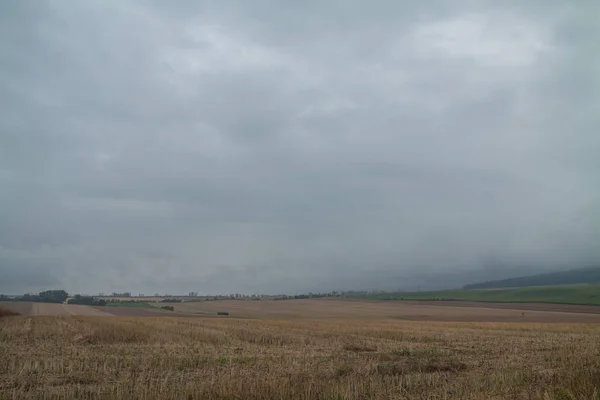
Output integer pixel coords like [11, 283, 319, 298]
[400, 300, 600, 314]
[1, 315, 600, 399]
[97, 306, 203, 318]
[1, 302, 216, 318]
[0, 306, 20, 317]
[1, 302, 114, 317]
[168, 298, 600, 322]
[1, 302, 210, 318]
[5, 299, 600, 322]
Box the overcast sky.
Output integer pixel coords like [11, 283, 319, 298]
[1, 1, 598, 295]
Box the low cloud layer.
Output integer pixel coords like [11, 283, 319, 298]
[1, 1, 599, 294]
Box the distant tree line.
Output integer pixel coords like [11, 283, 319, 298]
[67, 294, 106, 306]
[0, 290, 69, 304]
[273, 291, 344, 300]
[0, 290, 105, 306]
[0, 289, 384, 305]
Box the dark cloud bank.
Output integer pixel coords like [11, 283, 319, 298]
[1, 1, 599, 294]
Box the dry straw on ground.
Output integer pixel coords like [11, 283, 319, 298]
[1, 314, 600, 399]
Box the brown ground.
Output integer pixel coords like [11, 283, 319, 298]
[4, 299, 600, 322]
[1, 302, 114, 317]
[0, 305, 20, 317]
[97, 306, 209, 318]
[400, 299, 600, 314]
[1, 302, 211, 318]
[2, 315, 600, 399]
[168, 298, 600, 322]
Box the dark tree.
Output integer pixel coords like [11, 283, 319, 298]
[38, 290, 69, 303]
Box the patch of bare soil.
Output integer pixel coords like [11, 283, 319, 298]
[0, 305, 20, 317]
[0, 302, 33, 316]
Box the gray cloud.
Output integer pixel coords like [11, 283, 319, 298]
[1, 1, 599, 294]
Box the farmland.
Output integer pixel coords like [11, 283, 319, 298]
[0, 306, 19, 318]
[0, 302, 114, 317]
[2, 300, 600, 399]
[348, 284, 600, 306]
[164, 297, 600, 322]
[0, 302, 187, 318]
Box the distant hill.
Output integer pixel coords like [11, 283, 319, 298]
[346, 284, 600, 305]
[462, 267, 600, 290]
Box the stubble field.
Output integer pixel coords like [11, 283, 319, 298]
[1, 301, 600, 399]
[0, 302, 114, 317]
[167, 298, 600, 322]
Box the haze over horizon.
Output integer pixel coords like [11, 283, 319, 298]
[1, 1, 599, 295]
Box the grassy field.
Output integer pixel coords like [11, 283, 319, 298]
[1, 313, 600, 399]
[349, 284, 600, 305]
[105, 302, 155, 308]
[464, 267, 600, 289]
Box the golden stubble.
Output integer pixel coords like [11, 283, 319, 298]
[1, 314, 600, 400]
